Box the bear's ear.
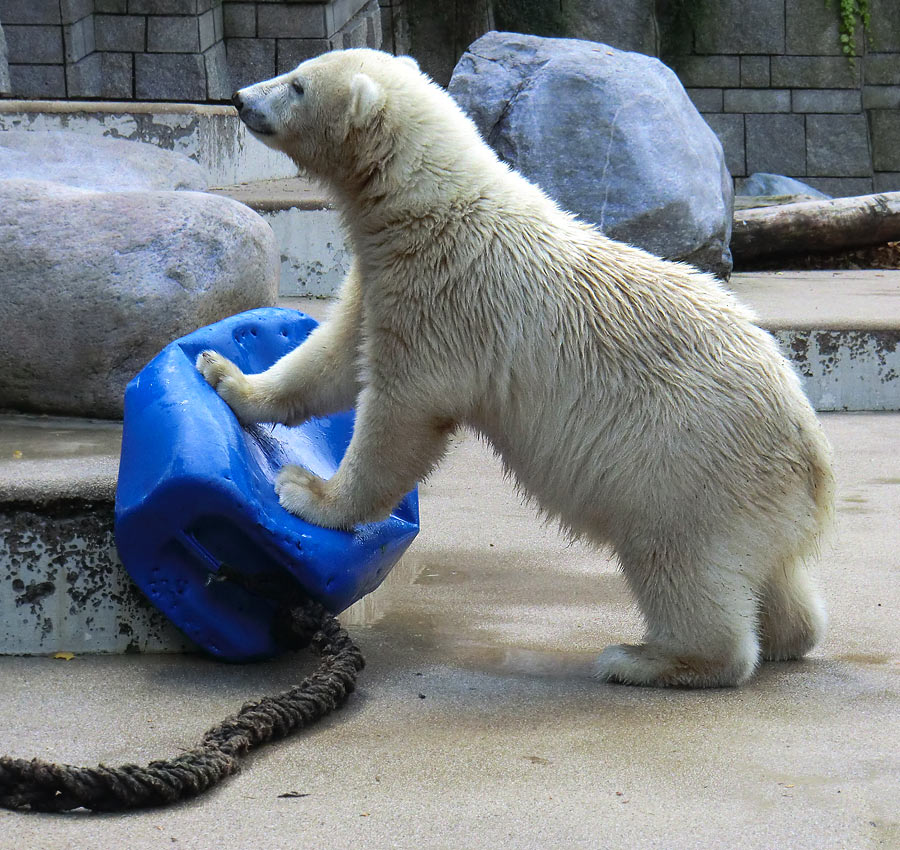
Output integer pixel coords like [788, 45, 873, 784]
[349, 73, 385, 127]
[397, 55, 419, 72]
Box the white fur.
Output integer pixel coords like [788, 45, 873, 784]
[348, 73, 383, 126]
[199, 49, 835, 688]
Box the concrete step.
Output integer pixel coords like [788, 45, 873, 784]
[2, 272, 898, 656]
[0, 409, 416, 657]
[0, 100, 298, 187]
[730, 270, 900, 411]
[208, 178, 349, 297]
[0, 414, 189, 656]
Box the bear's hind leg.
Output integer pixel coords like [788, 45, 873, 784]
[758, 558, 826, 661]
[595, 542, 761, 688]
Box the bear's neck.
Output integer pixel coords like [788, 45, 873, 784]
[331, 139, 501, 237]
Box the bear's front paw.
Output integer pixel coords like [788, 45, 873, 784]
[196, 350, 256, 422]
[275, 465, 350, 530]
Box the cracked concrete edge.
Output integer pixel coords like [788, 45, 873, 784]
[0, 100, 237, 118]
[0, 461, 118, 506]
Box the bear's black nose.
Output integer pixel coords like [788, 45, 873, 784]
[232, 91, 243, 111]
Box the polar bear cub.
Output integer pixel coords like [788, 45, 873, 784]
[197, 49, 834, 688]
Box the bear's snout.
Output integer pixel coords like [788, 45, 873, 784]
[231, 87, 274, 137]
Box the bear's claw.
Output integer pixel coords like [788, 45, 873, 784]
[195, 350, 260, 422]
[196, 350, 241, 390]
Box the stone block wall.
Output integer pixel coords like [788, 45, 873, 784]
[378, 0, 409, 57]
[0, 22, 9, 94]
[225, 0, 381, 90]
[664, 0, 900, 195]
[0, 0, 382, 100]
[0, 0, 230, 100]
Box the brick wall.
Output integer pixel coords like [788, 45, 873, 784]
[664, 0, 900, 194]
[0, 0, 382, 101]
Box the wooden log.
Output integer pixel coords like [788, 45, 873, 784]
[731, 191, 900, 261]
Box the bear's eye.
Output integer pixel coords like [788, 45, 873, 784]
[292, 80, 305, 96]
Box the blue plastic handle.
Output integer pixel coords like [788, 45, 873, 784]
[114, 308, 419, 661]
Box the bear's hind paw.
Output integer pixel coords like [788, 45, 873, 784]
[594, 642, 755, 689]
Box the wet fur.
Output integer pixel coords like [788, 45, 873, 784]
[198, 49, 834, 687]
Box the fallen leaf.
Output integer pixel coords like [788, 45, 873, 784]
[278, 791, 310, 799]
[53, 652, 75, 661]
[12, 450, 22, 460]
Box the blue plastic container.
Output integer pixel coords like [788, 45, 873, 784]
[114, 308, 419, 661]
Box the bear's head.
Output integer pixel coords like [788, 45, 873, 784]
[232, 48, 491, 198]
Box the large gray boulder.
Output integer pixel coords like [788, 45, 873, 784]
[0, 180, 279, 419]
[0, 131, 209, 192]
[0, 23, 10, 95]
[449, 32, 734, 278]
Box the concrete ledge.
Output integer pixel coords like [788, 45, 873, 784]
[207, 176, 332, 212]
[0, 100, 297, 186]
[0, 415, 190, 654]
[0, 414, 119, 504]
[734, 271, 900, 411]
[773, 329, 900, 411]
[0, 497, 193, 655]
[731, 270, 900, 331]
[211, 178, 349, 296]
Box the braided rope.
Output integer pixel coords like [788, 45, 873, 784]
[0, 598, 364, 812]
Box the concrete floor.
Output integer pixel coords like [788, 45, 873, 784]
[0, 412, 897, 849]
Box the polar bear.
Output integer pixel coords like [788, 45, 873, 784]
[198, 49, 834, 688]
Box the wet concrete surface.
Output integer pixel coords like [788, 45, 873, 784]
[0, 414, 120, 504]
[0, 412, 897, 848]
[729, 269, 900, 332]
[209, 177, 332, 212]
